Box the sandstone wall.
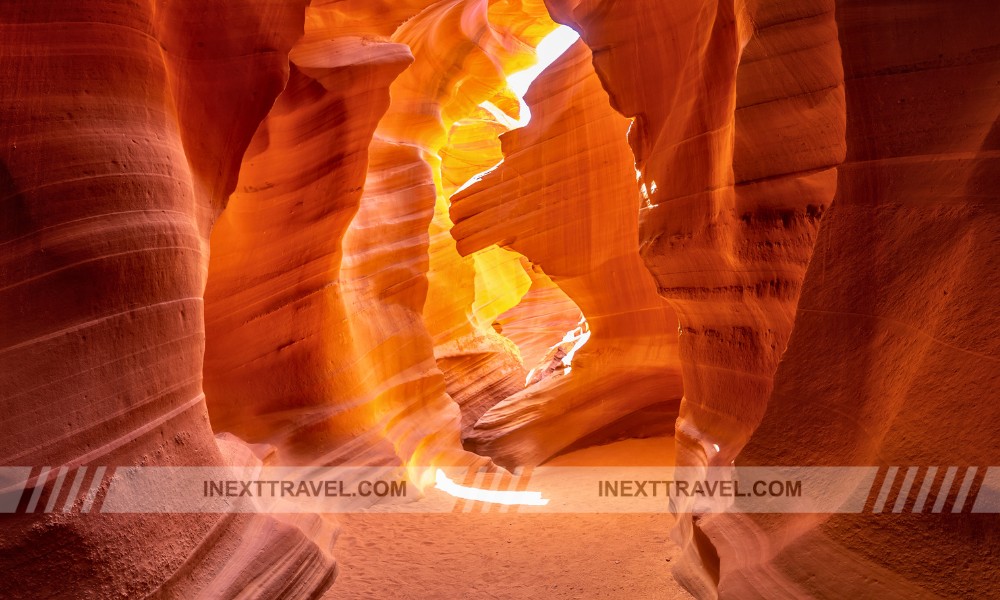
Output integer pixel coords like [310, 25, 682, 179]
[0, 1, 337, 596]
[452, 41, 683, 466]
[704, 2, 1000, 598]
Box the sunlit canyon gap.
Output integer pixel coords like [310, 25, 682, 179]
[1, 1, 998, 598]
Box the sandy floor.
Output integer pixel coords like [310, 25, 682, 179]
[324, 438, 694, 599]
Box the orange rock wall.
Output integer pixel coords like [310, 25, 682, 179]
[5, 0, 997, 597]
[380, 0, 555, 428]
[452, 41, 684, 466]
[549, 0, 999, 597]
[0, 0, 337, 597]
[495, 260, 584, 372]
[203, 0, 562, 465]
[544, 0, 845, 594]
[201, 29, 451, 466]
[703, 2, 1000, 598]
[548, 0, 845, 466]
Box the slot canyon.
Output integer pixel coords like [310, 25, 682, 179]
[1, 0, 998, 598]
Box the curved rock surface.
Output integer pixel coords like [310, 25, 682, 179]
[451, 41, 684, 467]
[0, 0, 337, 597]
[494, 259, 585, 373]
[549, 0, 999, 598]
[202, 30, 444, 466]
[547, 0, 845, 466]
[544, 0, 845, 594]
[701, 2, 1000, 598]
[375, 0, 562, 430]
[5, 0, 998, 597]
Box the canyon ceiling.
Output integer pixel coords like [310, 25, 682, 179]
[1, 0, 998, 599]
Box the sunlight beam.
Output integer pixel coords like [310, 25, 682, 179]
[478, 25, 580, 129]
[434, 469, 550, 506]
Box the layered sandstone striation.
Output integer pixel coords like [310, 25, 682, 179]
[544, 0, 846, 594]
[548, 0, 999, 598]
[545, 0, 845, 468]
[201, 17, 467, 467]
[452, 41, 684, 467]
[0, 0, 337, 597]
[205, 0, 566, 466]
[4, 0, 998, 598]
[377, 0, 558, 430]
[699, 2, 1000, 598]
[494, 260, 585, 376]
[4, 0, 567, 593]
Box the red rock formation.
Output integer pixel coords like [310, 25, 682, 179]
[201, 30, 449, 466]
[204, 1, 567, 466]
[699, 2, 1000, 598]
[451, 41, 684, 467]
[546, 0, 845, 463]
[543, 0, 846, 594]
[375, 0, 562, 431]
[0, 0, 336, 596]
[336, 136, 477, 466]
[6, 0, 997, 597]
[550, 0, 999, 597]
[494, 259, 585, 373]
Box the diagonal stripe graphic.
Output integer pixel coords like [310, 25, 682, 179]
[44, 466, 69, 513]
[25, 467, 51, 513]
[973, 467, 1000, 513]
[451, 466, 481, 513]
[0, 467, 31, 513]
[477, 470, 500, 514]
[81, 466, 107, 513]
[498, 468, 519, 514]
[62, 467, 88, 513]
[932, 466, 958, 513]
[912, 467, 937, 513]
[461, 468, 489, 513]
[509, 467, 534, 515]
[488, 470, 513, 514]
[873, 466, 898, 513]
[952, 467, 977, 513]
[892, 467, 918, 513]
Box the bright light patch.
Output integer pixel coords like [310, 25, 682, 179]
[712, 444, 721, 453]
[434, 469, 550, 506]
[561, 328, 591, 369]
[479, 25, 580, 129]
[524, 318, 590, 384]
[453, 159, 504, 197]
[507, 26, 580, 98]
[638, 171, 659, 209]
[478, 101, 522, 130]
